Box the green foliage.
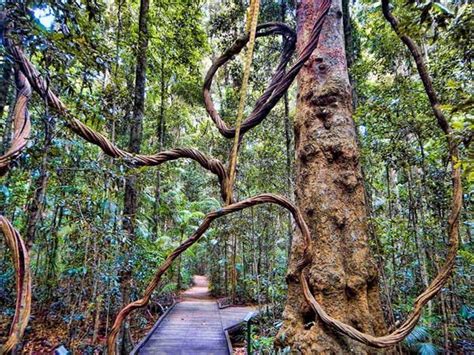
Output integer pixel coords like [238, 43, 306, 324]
[353, 0, 472, 352]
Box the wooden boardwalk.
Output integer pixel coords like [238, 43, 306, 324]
[133, 276, 255, 355]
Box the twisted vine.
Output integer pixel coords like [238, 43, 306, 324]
[0, 69, 32, 355]
[0, 216, 31, 354]
[2, 38, 230, 202]
[0, 71, 31, 176]
[0, 0, 463, 352]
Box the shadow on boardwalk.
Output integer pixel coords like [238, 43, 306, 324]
[133, 275, 255, 355]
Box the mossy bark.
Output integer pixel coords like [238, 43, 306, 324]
[279, 0, 388, 353]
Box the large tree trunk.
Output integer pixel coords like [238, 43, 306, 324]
[279, 0, 387, 352]
[119, 0, 149, 353]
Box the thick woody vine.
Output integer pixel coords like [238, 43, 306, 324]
[0, 0, 462, 353]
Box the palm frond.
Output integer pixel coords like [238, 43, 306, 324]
[404, 325, 430, 348]
[417, 342, 441, 355]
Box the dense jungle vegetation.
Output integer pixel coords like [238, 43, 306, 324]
[0, 0, 472, 353]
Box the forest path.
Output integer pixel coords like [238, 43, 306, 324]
[134, 275, 255, 355]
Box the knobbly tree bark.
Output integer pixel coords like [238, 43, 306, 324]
[279, 0, 387, 352]
[119, 0, 149, 353]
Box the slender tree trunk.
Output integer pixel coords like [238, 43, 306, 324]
[0, 59, 12, 154]
[93, 296, 103, 344]
[280, 0, 294, 261]
[231, 226, 237, 302]
[153, 60, 166, 239]
[406, 166, 431, 320]
[0, 77, 16, 217]
[439, 293, 450, 351]
[230, 205, 240, 301]
[284, 95, 293, 258]
[341, 0, 358, 108]
[45, 204, 64, 296]
[176, 230, 184, 290]
[224, 234, 228, 296]
[240, 233, 246, 298]
[119, 0, 149, 352]
[279, 0, 387, 352]
[24, 116, 54, 249]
